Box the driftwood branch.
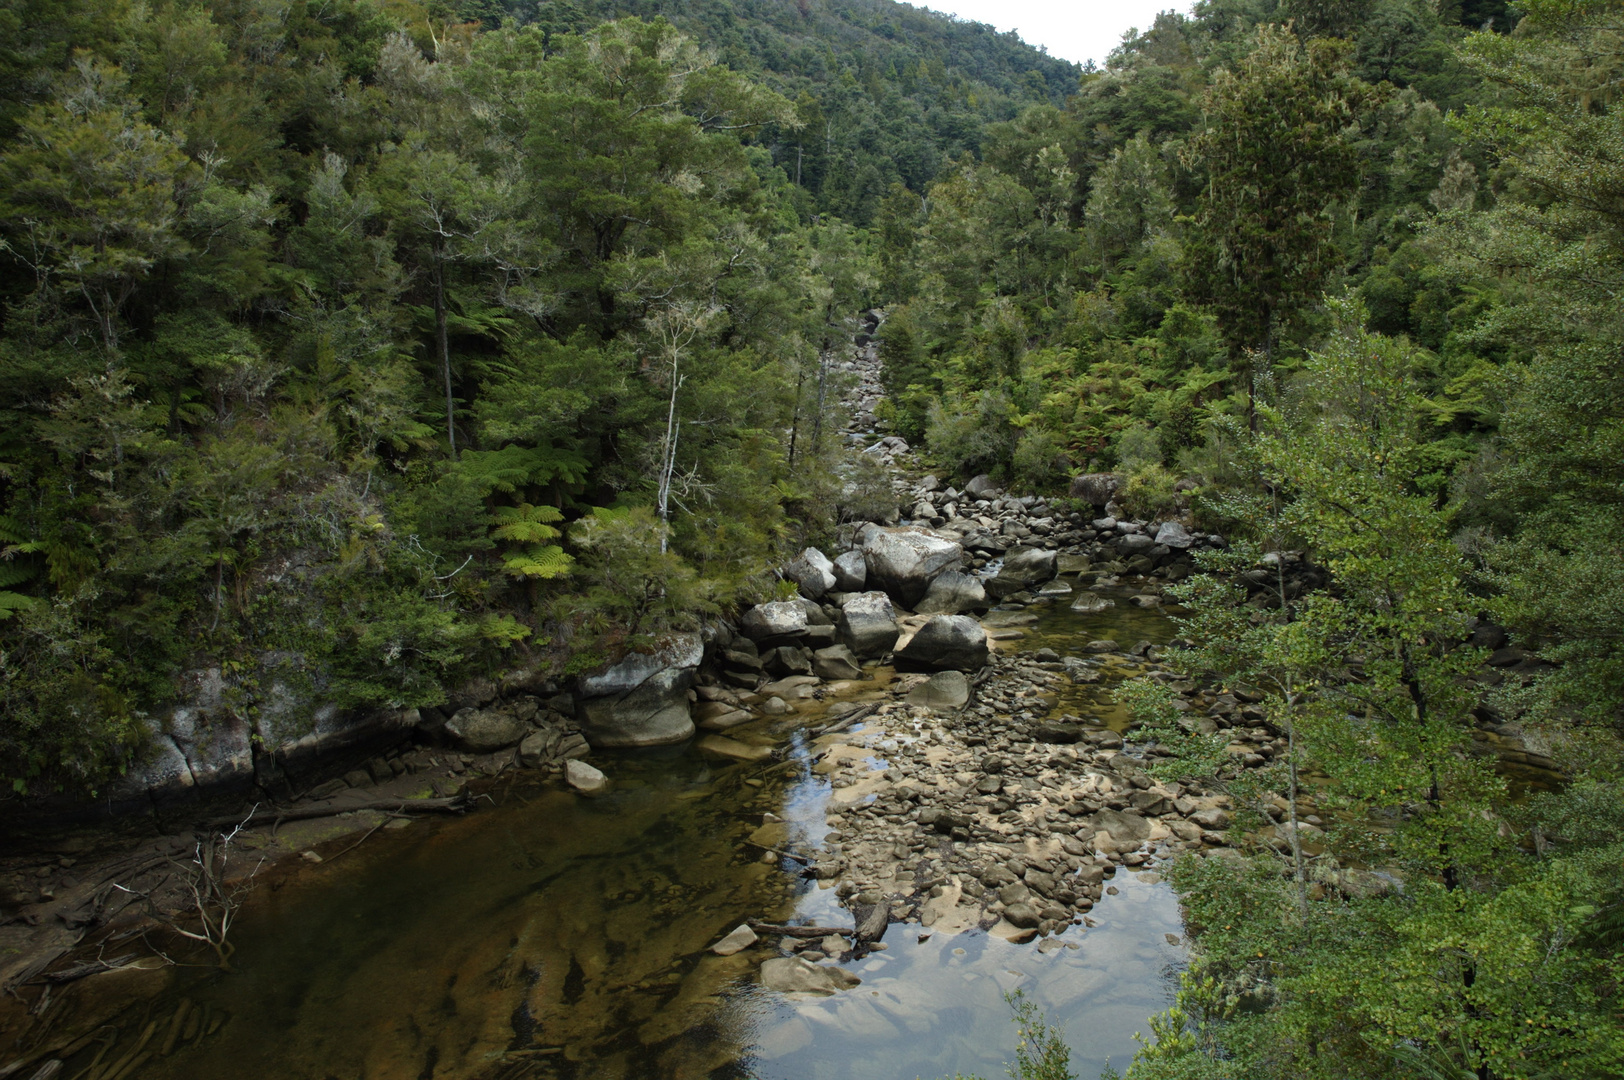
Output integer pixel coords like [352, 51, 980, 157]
[747, 921, 853, 938]
[197, 794, 467, 830]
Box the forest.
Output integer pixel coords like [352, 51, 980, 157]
[0, 0, 1620, 1076]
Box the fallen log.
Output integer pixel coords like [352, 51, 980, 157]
[746, 921, 852, 939]
[197, 794, 468, 830]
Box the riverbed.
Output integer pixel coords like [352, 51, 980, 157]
[113, 588, 1188, 1080]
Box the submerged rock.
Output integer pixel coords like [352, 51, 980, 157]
[759, 956, 861, 995]
[565, 759, 607, 794]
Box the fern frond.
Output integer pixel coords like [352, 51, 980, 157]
[0, 591, 37, 620]
[502, 544, 573, 579]
[490, 503, 565, 543]
[0, 562, 37, 589]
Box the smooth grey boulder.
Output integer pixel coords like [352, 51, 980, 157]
[838, 591, 901, 658]
[1071, 593, 1115, 613]
[1070, 473, 1123, 506]
[964, 474, 1001, 500]
[907, 669, 970, 709]
[763, 645, 813, 677]
[988, 546, 1058, 598]
[760, 956, 861, 995]
[576, 632, 701, 747]
[446, 707, 529, 752]
[1116, 533, 1156, 555]
[863, 527, 964, 609]
[1154, 520, 1195, 549]
[812, 644, 864, 681]
[1085, 807, 1153, 844]
[783, 547, 837, 599]
[896, 614, 990, 672]
[565, 758, 608, 794]
[831, 549, 867, 592]
[914, 570, 988, 615]
[739, 601, 809, 643]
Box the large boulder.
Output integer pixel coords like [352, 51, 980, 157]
[739, 601, 809, 643]
[1116, 533, 1156, 556]
[783, 547, 837, 599]
[895, 614, 990, 672]
[987, 546, 1058, 598]
[914, 570, 988, 615]
[831, 549, 867, 592]
[863, 527, 964, 609]
[576, 632, 702, 747]
[907, 669, 970, 709]
[446, 707, 530, 752]
[1154, 520, 1195, 549]
[1069, 472, 1123, 507]
[837, 591, 901, 658]
[812, 644, 864, 681]
[964, 474, 1001, 501]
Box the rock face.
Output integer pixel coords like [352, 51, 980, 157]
[576, 633, 702, 747]
[783, 547, 837, 599]
[1069, 472, 1122, 506]
[445, 707, 530, 752]
[896, 615, 990, 672]
[838, 591, 901, 658]
[862, 527, 964, 609]
[831, 549, 867, 592]
[988, 546, 1058, 598]
[914, 570, 988, 615]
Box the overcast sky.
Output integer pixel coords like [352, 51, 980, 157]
[915, 1, 1195, 68]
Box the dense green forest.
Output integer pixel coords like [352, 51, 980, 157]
[0, 0, 1621, 1073]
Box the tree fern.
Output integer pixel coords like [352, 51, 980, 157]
[0, 591, 37, 620]
[455, 445, 590, 496]
[0, 514, 43, 595]
[501, 543, 573, 579]
[490, 502, 564, 543]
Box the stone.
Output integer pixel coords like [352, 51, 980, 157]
[1154, 520, 1195, 549]
[907, 670, 970, 709]
[763, 645, 814, 677]
[783, 547, 837, 599]
[712, 924, 759, 956]
[988, 546, 1058, 597]
[812, 644, 864, 681]
[576, 632, 702, 747]
[1089, 808, 1152, 843]
[964, 474, 1001, 500]
[1071, 594, 1114, 614]
[517, 727, 561, 767]
[760, 696, 790, 715]
[445, 707, 529, 752]
[1191, 808, 1232, 830]
[698, 708, 755, 732]
[862, 527, 964, 609]
[565, 759, 607, 794]
[739, 601, 809, 643]
[914, 570, 988, 615]
[896, 615, 990, 672]
[760, 956, 861, 995]
[831, 549, 867, 592]
[1116, 533, 1155, 555]
[838, 591, 901, 658]
[1003, 901, 1043, 929]
[1069, 473, 1122, 506]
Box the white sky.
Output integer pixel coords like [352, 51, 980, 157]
[915, 1, 1196, 68]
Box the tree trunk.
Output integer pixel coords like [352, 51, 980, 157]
[434, 253, 456, 456]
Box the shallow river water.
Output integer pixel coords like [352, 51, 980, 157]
[132, 586, 1187, 1080]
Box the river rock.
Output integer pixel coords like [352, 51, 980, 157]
[740, 601, 809, 643]
[896, 615, 989, 672]
[1116, 533, 1155, 555]
[914, 570, 988, 615]
[964, 474, 1001, 500]
[697, 734, 773, 762]
[831, 549, 867, 592]
[565, 759, 607, 794]
[812, 644, 865, 681]
[1070, 473, 1122, 506]
[712, 924, 759, 956]
[783, 547, 837, 599]
[1154, 520, 1195, 549]
[760, 956, 861, 995]
[988, 546, 1058, 597]
[1071, 594, 1114, 613]
[838, 591, 901, 658]
[863, 527, 964, 609]
[576, 632, 702, 747]
[907, 670, 970, 709]
[445, 707, 529, 752]
[1088, 807, 1152, 844]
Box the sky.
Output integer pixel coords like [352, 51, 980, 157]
[915, 1, 1195, 68]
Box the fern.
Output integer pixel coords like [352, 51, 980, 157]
[455, 445, 590, 496]
[478, 613, 533, 645]
[0, 514, 43, 594]
[502, 543, 573, 579]
[490, 503, 564, 543]
[0, 591, 37, 621]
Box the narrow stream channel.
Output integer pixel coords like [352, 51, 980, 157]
[130, 587, 1186, 1080]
